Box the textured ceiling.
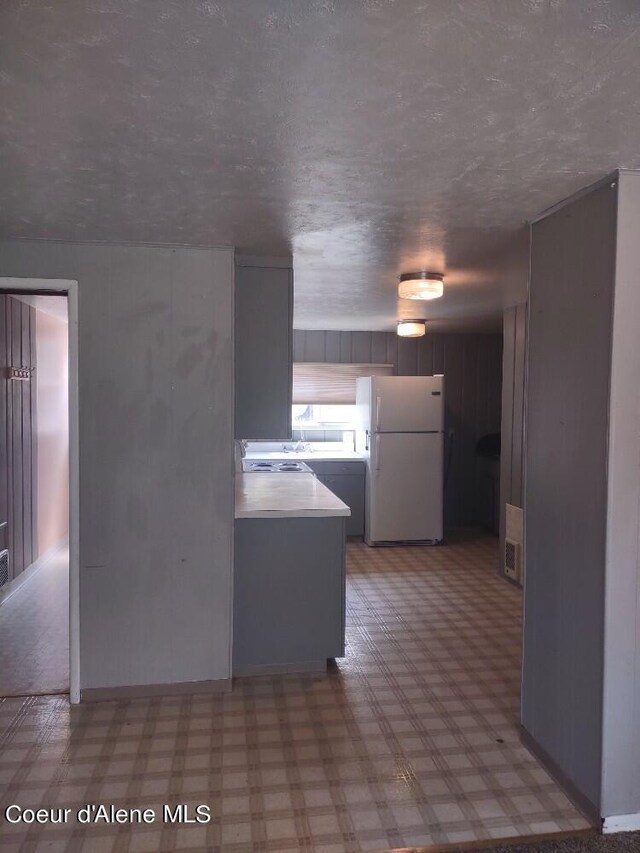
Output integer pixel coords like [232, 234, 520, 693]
[2, 1, 640, 331]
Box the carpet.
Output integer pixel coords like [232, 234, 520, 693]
[466, 831, 640, 853]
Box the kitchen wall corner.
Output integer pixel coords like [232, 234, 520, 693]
[499, 302, 527, 580]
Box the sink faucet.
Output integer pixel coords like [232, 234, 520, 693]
[283, 439, 310, 453]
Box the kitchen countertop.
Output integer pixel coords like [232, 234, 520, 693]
[235, 473, 351, 519]
[245, 450, 364, 462]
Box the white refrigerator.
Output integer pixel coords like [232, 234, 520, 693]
[355, 375, 444, 545]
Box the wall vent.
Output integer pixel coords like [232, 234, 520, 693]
[0, 550, 8, 588]
[504, 504, 524, 583]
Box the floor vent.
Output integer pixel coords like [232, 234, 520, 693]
[0, 549, 8, 588]
[504, 504, 523, 583]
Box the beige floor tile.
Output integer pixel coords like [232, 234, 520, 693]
[220, 821, 252, 844]
[0, 534, 592, 851]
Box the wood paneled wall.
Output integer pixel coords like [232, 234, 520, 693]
[0, 300, 6, 565]
[524, 179, 617, 814]
[601, 171, 640, 820]
[0, 295, 38, 583]
[499, 303, 527, 577]
[293, 330, 503, 528]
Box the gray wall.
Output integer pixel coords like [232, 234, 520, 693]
[523, 180, 617, 813]
[0, 241, 234, 691]
[293, 330, 503, 528]
[499, 303, 527, 575]
[601, 171, 640, 819]
[35, 306, 69, 555]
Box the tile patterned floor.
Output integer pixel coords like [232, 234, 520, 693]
[0, 535, 591, 851]
[0, 547, 69, 697]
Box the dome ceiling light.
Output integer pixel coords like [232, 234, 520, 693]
[398, 272, 444, 301]
[397, 320, 426, 338]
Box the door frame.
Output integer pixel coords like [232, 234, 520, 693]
[0, 278, 80, 704]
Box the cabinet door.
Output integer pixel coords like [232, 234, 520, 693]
[308, 461, 364, 477]
[320, 474, 365, 537]
[235, 264, 292, 439]
[234, 516, 346, 672]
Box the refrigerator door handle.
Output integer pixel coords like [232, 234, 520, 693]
[365, 429, 369, 451]
[375, 439, 381, 472]
[375, 396, 381, 431]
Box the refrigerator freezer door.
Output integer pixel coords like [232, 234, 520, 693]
[371, 375, 444, 432]
[366, 432, 443, 543]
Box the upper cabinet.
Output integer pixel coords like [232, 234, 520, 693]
[234, 257, 293, 440]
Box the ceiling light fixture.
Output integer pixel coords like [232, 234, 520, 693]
[397, 320, 426, 338]
[398, 272, 444, 301]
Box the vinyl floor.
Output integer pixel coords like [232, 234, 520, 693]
[0, 546, 69, 697]
[0, 535, 591, 851]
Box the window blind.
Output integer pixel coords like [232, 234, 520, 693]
[292, 363, 394, 405]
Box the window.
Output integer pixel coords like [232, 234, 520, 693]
[292, 363, 393, 404]
[292, 403, 358, 430]
[291, 362, 393, 433]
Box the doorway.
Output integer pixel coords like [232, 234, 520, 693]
[0, 279, 79, 701]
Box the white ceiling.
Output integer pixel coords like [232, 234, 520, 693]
[2, 1, 640, 331]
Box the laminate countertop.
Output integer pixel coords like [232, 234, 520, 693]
[235, 473, 351, 519]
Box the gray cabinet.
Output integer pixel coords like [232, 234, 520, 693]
[234, 258, 293, 439]
[307, 461, 365, 537]
[233, 516, 346, 676]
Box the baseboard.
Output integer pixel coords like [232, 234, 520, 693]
[233, 660, 327, 677]
[81, 678, 232, 702]
[602, 813, 640, 833]
[364, 538, 442, 547]
[0, 536, 68, 606]
[520, 725, 600, 825]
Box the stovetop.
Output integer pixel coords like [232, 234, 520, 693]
[242, 459, 313, 474]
